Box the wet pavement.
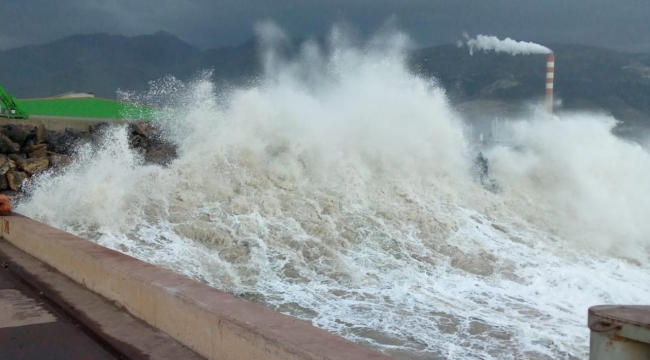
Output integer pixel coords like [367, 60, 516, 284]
[0, 260, 118, 360]
[0, 239, 205, 360]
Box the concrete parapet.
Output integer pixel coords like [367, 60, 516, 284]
[0, 115, 128, 132]
[0, 215, 393, 360]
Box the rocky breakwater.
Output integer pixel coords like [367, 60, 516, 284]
[0, 122, 176, 193]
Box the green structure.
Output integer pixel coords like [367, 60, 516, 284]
[19, 96, 157, 121]
[0, 83, 29, 119]
[1, 82, 156, 121]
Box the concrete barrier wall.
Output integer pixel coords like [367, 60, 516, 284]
[1, 215, 393, 360]
[0, 116, 128, 132]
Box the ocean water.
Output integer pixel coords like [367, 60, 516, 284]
[16, 25, 650, 359]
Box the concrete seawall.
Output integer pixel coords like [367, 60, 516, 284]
[1, 215, 394, 360]
[0, 115, 128, 132]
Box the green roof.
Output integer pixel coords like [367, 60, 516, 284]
[17, 97, 157, 121]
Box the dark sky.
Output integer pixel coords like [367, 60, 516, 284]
[1, 0, 649, 52]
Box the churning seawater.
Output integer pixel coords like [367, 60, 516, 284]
[16, 25, 650, 359]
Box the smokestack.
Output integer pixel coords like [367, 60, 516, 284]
[545, 53, 555, 114]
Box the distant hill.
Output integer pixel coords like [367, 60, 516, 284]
[0, 32, 199, 99]
[1, 32, 649, 130]
[0, 32, 260, 100]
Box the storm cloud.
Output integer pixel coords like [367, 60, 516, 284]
[1, 0, 648, 52]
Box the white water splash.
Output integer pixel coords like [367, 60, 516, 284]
[463, 33, 552, 56]
[17, 24, 650, 360]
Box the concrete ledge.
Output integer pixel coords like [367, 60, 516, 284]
[0, 240, 205, 360]
[0, 116, 129, 132]
[0, 215, 394, 360]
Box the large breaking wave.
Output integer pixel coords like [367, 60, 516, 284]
[17, 23, 650, 359]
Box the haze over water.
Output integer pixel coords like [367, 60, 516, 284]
[17, 24, 650, 359]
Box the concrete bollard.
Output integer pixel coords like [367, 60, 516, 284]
[589, 305, 650, 360]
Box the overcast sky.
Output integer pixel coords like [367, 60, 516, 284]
[1, 0, 648, 52]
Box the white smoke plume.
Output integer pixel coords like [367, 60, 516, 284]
[463, 33, 552, 56]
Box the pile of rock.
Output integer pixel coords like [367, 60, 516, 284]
[0, 122, 176, 192]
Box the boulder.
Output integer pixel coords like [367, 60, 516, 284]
[48, 153, 73, 168]
[20, 138, 36, 154]
[89, 122, 111, 135]
[8, 154, 26, 162]
[65, 127, 93, 141]
[42, 130, 68, 153]
[36, 124, 47, 143]
[0, 124, 34, 147]
[43, 129, 91, 155]
[0, 155, 10, 175]
[28, 144, 48, 158]
[0, 134, 20, 154]
[129, 122, 154, 138]
[68, 128, 93, 146]
[129, 134, 147, 149]
[6, 171, 28, 191]
[0, 173, 7, 191]
[126, 122, 177, 165]
[144, 146, 176, 165]
[16, 158, 49, 175]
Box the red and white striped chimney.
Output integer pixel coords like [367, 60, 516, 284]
[545, 53, 555, 114]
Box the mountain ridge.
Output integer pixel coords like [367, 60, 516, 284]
[1, 32, 648, 128]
